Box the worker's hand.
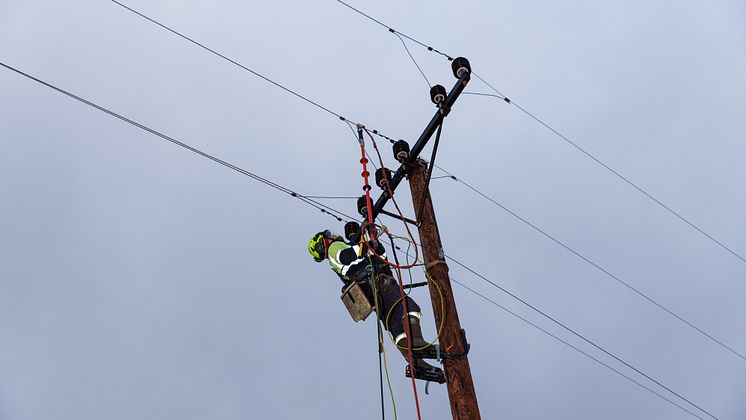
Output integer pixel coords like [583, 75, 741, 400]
[368, 239, 385, 255]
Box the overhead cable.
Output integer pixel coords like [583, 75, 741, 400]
[387, 241, 704, 419]
[335, 0, 746, 363]
[432, 164, 746, 362]
[446, 276, 703, 419]
[445, 254, 719, 420]
[0, 62, 356, 224]
[1, 57, 705, 416]
[336, 0, 746, 264]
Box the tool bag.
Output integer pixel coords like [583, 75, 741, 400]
[340, 281, 374, 322]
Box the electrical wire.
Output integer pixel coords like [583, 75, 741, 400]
[432, 164, 746, 362]
[111, 0, 405, 148]
[2, 58, 710, 420]
[332, 4, 746, 363]
[372, 261, 394, 420]
[335, 0, 746, 265]
[346, 120, 379, 171]
[0, 62, 357, 225]
[390, 236, 719, 419]
[447, 276, 704, 420]
[393, 32, 431, 89]
[388, 244, 707, 419]
[445, 254, 720, 420]
[8, 4, 730, 414]
[385, 270, 446, 351]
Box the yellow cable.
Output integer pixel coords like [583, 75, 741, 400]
[385, 270, 446, 351]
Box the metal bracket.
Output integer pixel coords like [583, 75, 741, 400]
[412, 329, 471, 360]
[379, 209, 418, 226]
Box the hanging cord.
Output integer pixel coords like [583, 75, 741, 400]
[387, 232, 445, 352]
[416, 120, 443, 222]
[363, 223, 419, 270]
[370, 257, 395, 420]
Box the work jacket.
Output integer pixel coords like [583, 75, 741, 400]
[327, 239, 389, 282]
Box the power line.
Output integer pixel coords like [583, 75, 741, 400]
[432, 164, 746, 362]
[335, 0, 746, 364]
[386, 240, 704, 419]
[2, 56, 709, 416]
[0, 61, 357, 224]
[301, 195, 359, 200]
[335, 0, 746, 265]
[446, 276, 703, 420]
[445, 254, 719, 420]
[354, 1, 744, 361]
[112, 0, 395, 178]
[111, 0, 400, 146]
[96, 3, 735, 412]
[393, 32, 431, 89]
[109, 0, 353, 123]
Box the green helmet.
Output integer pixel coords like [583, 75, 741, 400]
[308, 230, 330, 262]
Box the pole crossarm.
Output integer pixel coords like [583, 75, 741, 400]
[367, 70, 470, 222]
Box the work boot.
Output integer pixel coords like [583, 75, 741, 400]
[396, 316, 437, 370]
[406, 316, 430, 349]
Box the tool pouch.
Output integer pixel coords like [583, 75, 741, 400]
[340, 281, 374, 322]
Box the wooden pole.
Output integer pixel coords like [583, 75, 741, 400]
[408, 159, 481, 420]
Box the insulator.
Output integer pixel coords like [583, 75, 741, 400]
[357, 195, 369, 217]
[451, 57, 471, 78]
[392, 140, 410, 163]
[430, 85, 447, 105]
[344, 221, 360, 241]
[375, 167, 392, 189]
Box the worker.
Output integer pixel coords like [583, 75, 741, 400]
[308, 229, 445, 383]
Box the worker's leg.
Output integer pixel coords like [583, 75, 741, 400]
[378, 283, 439, 371]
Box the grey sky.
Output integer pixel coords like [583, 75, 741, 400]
[2, 1, 745, 419]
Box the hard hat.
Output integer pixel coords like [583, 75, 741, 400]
[308, 230, 331, 262]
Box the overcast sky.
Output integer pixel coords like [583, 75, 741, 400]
[2, 1, 745, 419]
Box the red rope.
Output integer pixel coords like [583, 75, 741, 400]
[361, 127, 421, 269]
[358, 131, 422, 420]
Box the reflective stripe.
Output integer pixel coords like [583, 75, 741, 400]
[408, 311, 422, 319]
[328, 251, 344, 274]
[327, 241, 350, 274]
[394, 332, 407, 344]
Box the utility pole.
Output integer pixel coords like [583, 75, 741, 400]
[354, 57, 480, 419]
[409, 159, 481, 419]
